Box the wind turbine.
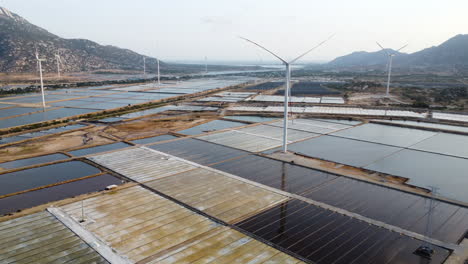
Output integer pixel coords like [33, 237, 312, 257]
[376, 42, 408, 97]
[240, 35, 333, 152]
[35, 49, 46, 109]
[157, 58, 161, 86]
[54, 50, 62, 78]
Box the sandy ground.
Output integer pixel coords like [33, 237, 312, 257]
[0, 127, 114, 162]
[105, 114, 216, 140]
[0, 111, 220, 162]
[0, 71, 145, 84]
[0, 73, 83, 83]
[348, 92, 411, 106]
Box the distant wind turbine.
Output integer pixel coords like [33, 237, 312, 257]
[240, 34, 334, 152]
[35, 49, 46, 109]
[55, 50, 62, 78]
[157, 58, 161, 86]
[155, 42, 161, 86]
[376, 42, 408, 97]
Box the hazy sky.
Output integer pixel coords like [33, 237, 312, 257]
[2, 0, 468, 63]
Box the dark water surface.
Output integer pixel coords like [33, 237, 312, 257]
[150, 138, 248, 165]
[0, 174, 122, 215]
[0, 153, 69, 169]
[0, 161, 101, 196]
[236, 199, 450, 264]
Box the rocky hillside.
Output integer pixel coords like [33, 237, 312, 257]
[328, 49, 407, 67]
[0, 7, 163, 73]
[403, 34, 468, 69]
[326, 34, 468, 71]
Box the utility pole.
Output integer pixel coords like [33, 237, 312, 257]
[79, 200, 85, 223]
[414, 186, 438, 259]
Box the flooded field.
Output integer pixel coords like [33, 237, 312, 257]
[0, 174, 122, 215]
[1, 76, 468, 264]
[374, 119, 468, 133]
[0, 108, 96, 129]
[242, 81, 284, 91]
[0, 153, 69, 169]
[286, 122, 468, 202]
[213, 154, 338, 194]
[224, 115, 278, 123]
[86, 144, 462, 263]
[0, 77, 251, 130]
[0, 161, 100, 196]
[150, 138, 249, 165]
[275, 82, 341, 95]
[236, 199, 450, 264]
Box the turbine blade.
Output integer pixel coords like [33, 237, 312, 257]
[376, 42, 390, 56]
[289, 33, 335, 64]
[239, 36, 287, 64]
[396, 44, 408, 53]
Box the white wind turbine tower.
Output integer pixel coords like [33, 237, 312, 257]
[376, 42, 408, 97]
[155, 42, 161, 86]
[157, 58, 161, 86]
[240, 35, 333, 152]
[35, 50, 46, 109]
[54, 50, 62, 78]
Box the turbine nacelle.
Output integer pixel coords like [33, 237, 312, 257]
[376, 42, 408, 56]
[35, 53, 45, 62]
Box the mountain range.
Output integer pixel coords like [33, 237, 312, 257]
[327, 34, 468, 71]
[1, 6, 467, 74]
[0, 7, 260, 75]
[0, 7, 165, 73]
